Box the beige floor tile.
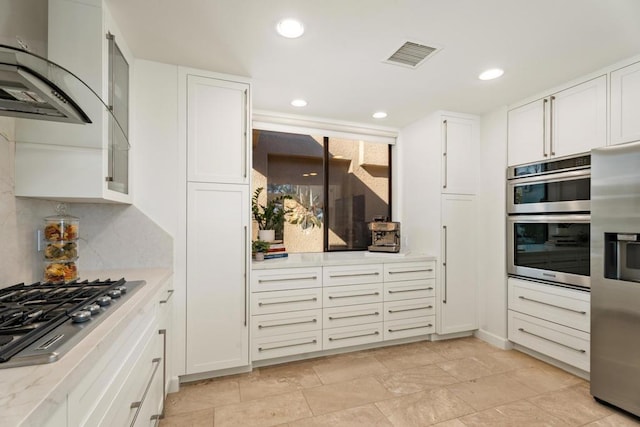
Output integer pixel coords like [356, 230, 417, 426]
[377, 364, 459, 396]
[458, 400, 569, 426]
[303, 376, 392, 415]
[506, 366, 583, 393]
[159, 408, 214, 427]
[374, 341, 446, 371]
[432, 420, 467, 427]
[584, 413, 640, 426]
[311, 352, 389, 384]
[213, 391, 312, 427]
[239, 360, 322, 401]
[437, 357, 503, 381]
[483, 349, 554, 371]
[447, 373, 538, 411]
[527, 383, 613, 425]
[164, 379, 240, 416]
[375, 387, 475, 426]
[288, 404, 392, 427]
[430, 337, 500, 361]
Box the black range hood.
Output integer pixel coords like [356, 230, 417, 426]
[0, 44, 92, 124]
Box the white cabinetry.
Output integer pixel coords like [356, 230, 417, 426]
[14, 0, 133, 203]
[611, 61, 640, 145]
[508, 277, 590, 372]
[186, 183, 249, 373]
[441, 115, 479, 195]
[439, 195, 478, 335]
[507, 76, 606, 166]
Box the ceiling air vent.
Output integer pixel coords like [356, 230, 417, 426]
[384, 41, 439, 69]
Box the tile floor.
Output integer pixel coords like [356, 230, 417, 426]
[160, 337, 640, 426]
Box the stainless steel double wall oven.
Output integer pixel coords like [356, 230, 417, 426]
[507, 153, 591, 288]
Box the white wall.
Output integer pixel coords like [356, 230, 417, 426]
[476, 106, 509, 345]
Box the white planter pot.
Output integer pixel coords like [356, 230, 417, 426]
[254, 252, 265, 261]
[258, 229, 275, 242]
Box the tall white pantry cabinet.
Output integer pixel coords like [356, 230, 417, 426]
[182, 70, 251, 374]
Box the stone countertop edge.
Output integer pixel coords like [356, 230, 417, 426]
[251, 251, 436, 269]
[0, 268, 173, 427]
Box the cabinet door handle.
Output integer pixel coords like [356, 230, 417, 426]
[388, 287, 434, 294]
[442, 119, 448, 189]
[388, 305, 432, 314]
[518, 295, 587, 314]
[258, 297, 317, 306]
[258, 318, 317, 329]
[443, 225, 448, 304]
[542, 98, 549, 157]
[388, 268, 433, 275]
[328, 330, 379, 341]
[329, 272, 380, 278]
[130, 357, 162, 427]
[328, 311, 379, 320]
[258, 276, 317, 283]
[518, 328, 586, 353]
[388, 324, 433, 333]
[328, 292, 379, 300]
[158, 330, 167, 419]
[159, 289, 174, 304]
[244, 226, 248, 326]
[259, 339, 317, 352]
[549, 96, 555, 156]
[150, 414, 161, 427]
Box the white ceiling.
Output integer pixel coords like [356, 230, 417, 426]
[105, 0, 640, 128]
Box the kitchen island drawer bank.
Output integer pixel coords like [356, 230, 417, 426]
[250, 254, 452, 364]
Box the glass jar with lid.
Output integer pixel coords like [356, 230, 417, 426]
[43, 204, 79, 282]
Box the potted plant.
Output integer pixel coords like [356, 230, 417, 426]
[251, 187, 292, 241]
[251, 239, 271, 261]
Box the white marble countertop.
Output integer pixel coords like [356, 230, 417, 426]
[252, 251, 436, 270]
[0, 268, 173, 427]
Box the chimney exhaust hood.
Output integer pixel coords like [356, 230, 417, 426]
[0, 44, 92, 124]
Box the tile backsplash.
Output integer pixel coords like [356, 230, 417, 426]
[0, 118, 173, 286]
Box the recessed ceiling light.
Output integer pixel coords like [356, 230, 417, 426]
[309, 172, 318, 176]
[277, 19, 304, 38]
[291, 99, 307, 107]
[479, 68, 504, 80]
[372, 111, 388, 119]
[302, 173, 309, 177]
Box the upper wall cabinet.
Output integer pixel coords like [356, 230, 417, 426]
[611, 61, 640, 146]
[441, 114, 479, 195]
[508, 76, 606, 166]
[14, 0, 133, 203]
[186, 75, 250, 184]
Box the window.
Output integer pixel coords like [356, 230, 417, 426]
[252, 129, 391, 252]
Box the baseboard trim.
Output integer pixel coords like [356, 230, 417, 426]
[474, 329, 512, 350]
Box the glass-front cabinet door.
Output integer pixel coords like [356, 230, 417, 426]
[107, 33, 129, 194]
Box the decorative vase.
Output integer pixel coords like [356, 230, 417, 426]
[258, 229, 275, 242]
[255, 252, 265, 261]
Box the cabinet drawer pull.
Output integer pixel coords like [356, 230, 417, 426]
[388, 287, 433, 294]
[258, 297, 317, 306]
[130, 357, 162, 426]
[150, 414, 161, 427]
[388, 305, 432, 314]
[329, 272, 380, 278]
[259, 339, 317, 352]
[159, 289, 174, 304]
[517, 328, 586, 353]
[258, 276, 317, 283]
[388, 269, 433, 275]
[328, 312, 379, 320]
[388, 324, 433, 333]
[258, 319, 317, 329]
[328, 331, 379, 341]
[328, 292, 379, 300]
[518, 296, 587, 314]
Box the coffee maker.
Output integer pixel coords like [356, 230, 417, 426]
[368, 217, 401, 253]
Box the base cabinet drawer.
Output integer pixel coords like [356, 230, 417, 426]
[384, 298, 435, 321]
[323, 303, 383, 329]
[252, 267, 322, 291]
[384, 279, 435, 301]
[252, 310, 322, 338]
[252, 288, 322, 315]
[384, 316, 435, 340]
[323, 323, 383, 350]
[384, 261, 436, 282]
[508, 310, 590, 372]
[323, 283, 383, 308]
[323, 264, 383, 286]
[252, 330, 323, 361]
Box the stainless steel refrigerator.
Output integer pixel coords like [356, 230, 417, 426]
[591, 140, 640, 416]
